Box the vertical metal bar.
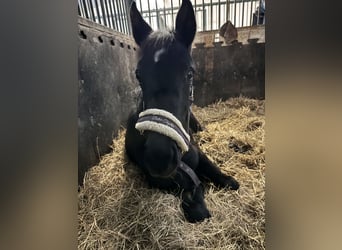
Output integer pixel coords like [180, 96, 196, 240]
[234, 0, 237, 26]
[241, 0, 245, 26]
[139, 0, 143, 12]
[250, 0, 253, 26]
[218, 0, 221, 29]
[155, 0, 159, 29]
[108, 0, 117, 30]
[78, 0, 84, 17]
[82, 0, 89, 19]
[114, 0, 121, 32]
[83, 0, 89, 18]
[87, 0, 93, 20]
[170, 0, 174, 26]
[118, 0, 125, 33]
[121, 0, 128, 33]
[125, 0, 132, 35]
[117, 0, 123, 32]
[194, 0, 197, 29]
[106, 0, 112, 28]
[163, 0, 167, 28]
[93, 0, 101, 23]
[147, 0, 152, 26]
[114, 0, 123, 33]
[109, 0, 116, 30]
[123, 0, 131, 34]
[97, 0, 104, 25]
[102, 0, 109, 27]
[89, 0, 97, 22]
[85, 0, 92, 20]
[99, 0, 108, 26]
[210, 0, 213, 30]
[226, 0, 230, 22]
[119, 0, 126, 33]
[257, 0, 261, 25]
[104, 0, 112, 28]
[202, 0, 205, 31]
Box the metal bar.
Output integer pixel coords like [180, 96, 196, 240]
[139, 0, 143, 13]
[257, 0, 261, 25]
[218, 0, 221, 29]
[202, 0, 205, 31]
[147, 0, 152, 26]
[111, 0, 120, 30]
[82, 0, 89, 19]
[83, 0, 89, 18]
[123, 0, 131, 34]
[234, 0, 237, 25]
[100, 0, 107, 26]
[87, 0, 94, 20]
[155, 0, 159, 29]
[102, 0, 109, 27]
[93, 0, 101, 24]
[241, 0, 245, 26]
[163, 0, 167, 28]
[116, 0, 125, 33]
[226, 0, 229, 22]
[210, 0, 213, 30]
[125, 0, 132, 34]
[108, 0, 117, 30]
[78, 0, 85, 17]
[119, 0, 126, 33]
[121, 0, 128, 34]
[85, 0, 91, 19]
[250, 0, 253, 26]
[118, 0, 126, 33]
[90, 0, 95, 22]
[104, 0, 112, 28]
[170, 0, 174, 26]
[114, 0, 123, 33]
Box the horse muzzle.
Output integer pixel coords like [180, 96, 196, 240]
[143, 132, 180, 178]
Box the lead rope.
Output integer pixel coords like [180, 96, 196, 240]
[181, 82, 201, 188]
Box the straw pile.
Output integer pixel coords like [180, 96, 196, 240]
[78, 97, 265, 249]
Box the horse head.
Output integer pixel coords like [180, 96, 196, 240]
[130, 0, 196, 178]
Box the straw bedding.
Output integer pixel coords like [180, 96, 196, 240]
[78, 97, 265, 249]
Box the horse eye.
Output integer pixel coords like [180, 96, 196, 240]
[187, 70, 194, 81]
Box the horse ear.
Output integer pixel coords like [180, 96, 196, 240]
[130, 2, 152, 46]
[175, 0, 196, 48]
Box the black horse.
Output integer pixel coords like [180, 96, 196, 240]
[125, 0, 239, 223]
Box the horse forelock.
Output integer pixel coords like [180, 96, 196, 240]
[138, 30, 176, 58]
[144, 30, 175, 48]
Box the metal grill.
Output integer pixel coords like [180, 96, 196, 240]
[78, 0, 265, 34]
